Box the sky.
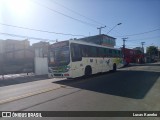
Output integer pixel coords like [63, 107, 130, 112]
[0, 0, 160, 52]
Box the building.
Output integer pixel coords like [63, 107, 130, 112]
[32, 41, 50, 58]
[0, 40, 5, 54]
[77, 34, 116, 47]
[158, 48, 160, 59]
[32, 41, 50, 75]
[4, 39, 30, 51]
[0, 39, 34, 62]
[0, 39, 34, 74]
[133, 47, 144, 53]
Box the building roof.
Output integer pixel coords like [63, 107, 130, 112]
[78, 34, 116, 40]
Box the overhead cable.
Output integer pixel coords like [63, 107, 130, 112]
[115, 28, 160, 37]
[50, 0, 106, 26]
[0, 32, 54, 41]
[0, 23, 86, 37]
[32, 0, 98, 28]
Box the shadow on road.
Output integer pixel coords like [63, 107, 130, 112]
[0, 74, 48, 87]
[53, 70, 160, 99]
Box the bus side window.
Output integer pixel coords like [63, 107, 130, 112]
[103, 48, 106, 57]
[114, 50, 117, 57]
[88, 46, 97, 57]
[118, 50, 121, 57]
[81, 45, 88, 57]
[109, 49, 112, 57]
[71, 43, 82, 62]
[105, 48, 109, 57]
[97, 48, 100, 57]
[97, 48, 104, 57]
[120, 51, 123, 57]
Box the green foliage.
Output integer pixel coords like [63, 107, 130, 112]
[146, 46, 158, 56]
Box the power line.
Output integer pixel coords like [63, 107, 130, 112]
[32, 0, 124, 36]
[49, 0, 106, 27]
[32, 0, 98, 28]
[127, 45, 141, 47]
[128, 36, 160, 41]
[0, 23, 86, 37]
[115, 28, 160, 37]
[127, 40, 141, 44]
[0, 32, 55, 41]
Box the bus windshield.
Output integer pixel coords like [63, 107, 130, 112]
[50, 46, 70, 66]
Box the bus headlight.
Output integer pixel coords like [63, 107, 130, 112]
[66, 66, 70, 70]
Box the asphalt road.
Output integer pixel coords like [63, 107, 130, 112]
[0, 62, 160, 120]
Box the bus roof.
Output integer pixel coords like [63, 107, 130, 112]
[51, 40, 121, 50]
[69, 39, 121, 50]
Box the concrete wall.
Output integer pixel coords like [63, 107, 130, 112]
[34, 57, 48, 75]
[0, 40, 5, 54]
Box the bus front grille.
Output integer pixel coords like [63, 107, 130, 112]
[54, 74, 63, 77]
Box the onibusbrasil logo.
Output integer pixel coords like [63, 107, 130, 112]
[2, 112, 42, 118]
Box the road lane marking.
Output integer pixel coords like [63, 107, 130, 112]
[0, 85, 67, 105]
[0, 76, 106, 105]
[0, 78, 89, 105]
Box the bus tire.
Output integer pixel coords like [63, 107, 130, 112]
[84, 66, 92, 77]
[113, 63, 117, 72]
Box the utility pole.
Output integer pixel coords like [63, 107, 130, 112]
[141, 42, 145, 63]
[122, 38, 128, 59]
[97, 26, 106, 35]
[158, 46, 159, 59]
[141, 42, 145, 50]
[122, 38, 128, 49]
[141, 42, 145, 54]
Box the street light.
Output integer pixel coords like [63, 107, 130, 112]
[107, 23, 122, 34]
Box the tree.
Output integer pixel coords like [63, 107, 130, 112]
[146, 46, 158, 56]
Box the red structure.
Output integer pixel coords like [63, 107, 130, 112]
[122, 48, 144, 65]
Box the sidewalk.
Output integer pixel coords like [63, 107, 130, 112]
[0, 73, 48, 87]
[0, 73, 34, 80]
[129, 61, 160, 66]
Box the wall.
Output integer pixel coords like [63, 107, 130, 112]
[34, 57, 48, 75]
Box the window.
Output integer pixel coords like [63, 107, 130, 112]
[71, 43, 82, 62]
[81, 45, 89, 57]
[89, 46, 97, 57]
[109, 49, 112, 57]
[112, 50, 116, 57]
[97, 47, 105, 57]
[81, 45, 97, 57]
[116, 50, 120, 57]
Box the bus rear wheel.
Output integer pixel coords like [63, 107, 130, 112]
[84, 66, 92, 77]
[113, 64, 117, 72]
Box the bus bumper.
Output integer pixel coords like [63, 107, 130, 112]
[48, 72, 70, 78]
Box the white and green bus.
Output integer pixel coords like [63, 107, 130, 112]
[48, 40, 124, 78]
